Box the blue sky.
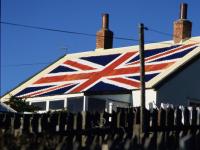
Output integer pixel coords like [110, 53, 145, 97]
[1, 0, 200, 96]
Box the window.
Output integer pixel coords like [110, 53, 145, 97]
[67, 97, 83, 113]
[49, 100, 64, 110]
[31, 101, 46, 111]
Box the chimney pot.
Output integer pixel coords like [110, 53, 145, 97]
[180, 3, 187, 19]
[102, 13, 109, 29]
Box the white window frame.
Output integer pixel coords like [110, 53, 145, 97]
[26, 93, 87, 113]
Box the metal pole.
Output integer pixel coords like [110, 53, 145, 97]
[139, 23, 146, 133]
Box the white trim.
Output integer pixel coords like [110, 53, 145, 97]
[26, 93, 84, 112]
[83, 97, 86, 111]
[64, 98, 67, 110]
[83, 96, 88, 111]
[25, 93, 84, 102]
[46, 100, 49, 111]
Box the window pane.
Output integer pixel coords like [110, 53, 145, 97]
[67, 97, 83, 113]
[49, 100, 64, 110]
[31, 102, 46, 111]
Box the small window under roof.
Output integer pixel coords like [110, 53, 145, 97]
[49, 100, 64, 110]
[31, 101, 46, 111]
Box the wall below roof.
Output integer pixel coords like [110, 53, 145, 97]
[132, 89, 157, 109]
[156, 57, 200, 106]
[88, 94, 132, 104]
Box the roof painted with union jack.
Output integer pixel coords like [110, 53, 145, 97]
[1, 37, 200, 101]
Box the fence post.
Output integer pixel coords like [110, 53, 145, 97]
[158, 108, 166, 130]
[166, 107, 174, 130]
[151, 109, 158, 131]
[59, 111, 68, 132]
[127, 110, 134, 134]
[93, 112, 100, 128]
[23, 114, 31, 133]
[67, 112, 74, 131]
[145, 109, 150, 131]
[119, 110, 126, 128]
[103, 112, 110, 127]
[31, 113, 39, 133]
[111, 111, 117, 129]
[135, 107, 140, 124]
[197, 107, 200, 126]
[49, 112, 59, 133]
[183, 107, 190, 127]
[157, 132, 165, 150]
[73, 112, 82, 131]
[14, 113, 21, 130]
[81, 111, 90, 148]
[191, 107, 197, 126]
[116, 111, 121, 128]
[4, 113, 11, 131]
[41, 113, 49, 132]
[175, 107, 182, 129]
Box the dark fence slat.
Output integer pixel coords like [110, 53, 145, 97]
[127, 111, 134, 132]
[158, 108, 166, 129]
[175, 107, 182, 127]
[151, 109, 158, 130]
[191, 107, 197, 126]
[31, 114, 40, 133]
[14, 114, 21, 129]
[166, 108, 174, 129]
[183, 107, 190, 126]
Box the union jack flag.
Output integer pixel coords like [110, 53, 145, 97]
[15, 43, 197, 98]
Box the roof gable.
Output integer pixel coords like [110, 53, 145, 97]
[1, 37, 200, 100]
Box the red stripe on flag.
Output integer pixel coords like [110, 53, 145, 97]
[64, 60, 96, 70]
[24, 83, 73, 97]
[34, 72, 94, 84]
[108, 62, 175, 76]
[109, 77, 140, 88]
[130, 44, 195, 65]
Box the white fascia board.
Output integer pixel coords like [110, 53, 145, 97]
[65, 40, 177, 59]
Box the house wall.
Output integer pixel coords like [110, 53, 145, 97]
[156, 57, 200, 106]
[132, 89, 157, 109]
[88, 94, 132, 103]
[88, 94, 132, 112]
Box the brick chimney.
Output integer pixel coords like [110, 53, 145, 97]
[96, 13, 113, 49]
[173, 3, 192, 43]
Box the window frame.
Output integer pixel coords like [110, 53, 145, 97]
[49, 99, 65, 110]
[25, 93, 85, 113]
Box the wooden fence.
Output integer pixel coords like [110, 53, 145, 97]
[0, 106, 200, 149]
